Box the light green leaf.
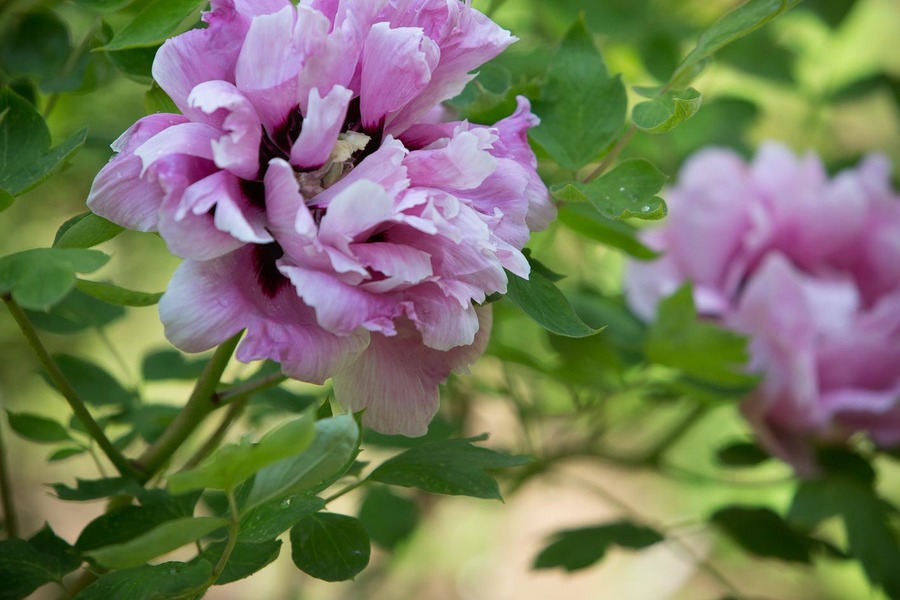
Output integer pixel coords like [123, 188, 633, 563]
[103, 0, 208, 51]
[632, 88, 702, 133]
[290, 513, 370, 582]
[76, 280, 163, 307]
[530, 17, 627, 171]
[504, 270, 599, 338]
[86, 517, 228, 570]
[551, 159, 668, 221]
[169, 410, 317, 494]
[557, 203, 659, 260]
[74, 0, 136, 12]
[0, 248, 108, 311]
[54, 213, 124, 249]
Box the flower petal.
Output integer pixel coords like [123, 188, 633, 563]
[188, 80, 262, 179]
[290, 85, 354, 169]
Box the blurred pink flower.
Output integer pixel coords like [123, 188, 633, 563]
[626, 142, 900, 471]
[88, 0, 554, 435]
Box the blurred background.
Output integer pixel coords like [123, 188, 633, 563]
[1, 0, 899, 598]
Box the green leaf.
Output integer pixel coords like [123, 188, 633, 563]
[368, 435, 529, 500]
[645, 285, 758, 392]
[290, 513, 370, 582]
[557, 202, 660, 260]
[76, 280, 163, 307]
[504, 270, 599, 338]
[247, 414, 359, 509]
[104, 46, 159, 82]
[50, 354, 136, 408]
[77, 504, 183, 553]
[358, 486, 419, 550]
[141, 349, 208, 381]
[26, 288, 125, 334]
[632, 88, 702, 133]
[6, 411, 72, 443]
[73, 560, 212, 600]
[86, 517, 228, 570]
[530, 17, 627, 171]
[716, 442, 771, 467]
[112, 404, 180, 444]
[0, 248, 108, 311]
[551, 159, 668, 221]
[48, 447, 86, 462]
[0, 88, 87, 199]
[27, 524, 83, 580]
[711, 506, 811, 563]
[201, 539, 281, 585]
[533, 520, 664, 572]
[238, 495, 325, 544]
[145, 82, 180, 115]
[169, 410, 317, 494]
[103, 0, 208, 51]
[0, 11, 70, 81]
[74, 0, 136, 12]
[54, 213, 124, 249]
[671, 0, 801, 87]
[0, 189, 12, 213]
[52, 477, 140, 501]
[0, 525, 81, 600]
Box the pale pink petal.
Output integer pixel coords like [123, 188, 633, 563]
[407, 283, 480, 351]
[352, 242, 433, 292]
[317, 179, 396, 252]
[134, 123, 219, 173]
[177, 170, 272, 244]
[188, 81, 262, 179]
[290, 85, 354, 168]
[263, 159, 319, 260]
[311, 137, 410, 208]
[404, 129, 497, 190]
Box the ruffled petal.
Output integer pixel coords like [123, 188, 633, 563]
[134, 122, 220, 173]
[289, 85, 353, 169]
[188, 80, 262, 179]
[403, 128, 497, 190]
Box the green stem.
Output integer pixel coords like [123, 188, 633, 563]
[209, 488, 240, 585]
[323, 478, 368, 505]
[3, 295, 138, 479]
[133, 334, 241, 483]
[214, 372, 286, 406]
[181, 398, 248, 471]
[581, 125, 637, 183]
[0, 417, 19, 538]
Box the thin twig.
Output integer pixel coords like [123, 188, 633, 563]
[581, 125, 638, 183]
[214, 372, 287, 406]
[3, 295, 138, 479]
[181, 398, 248, 471]
[0, 417, 19, 538]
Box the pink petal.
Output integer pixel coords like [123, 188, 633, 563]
[188, 81, 262, 179]
[311, 136, 409, 208]
[404, 128, 497, 190]
[332, 306, 492, 436]
[407, 282, 479, 351]
[178, 170, 273, 244]
[289, 85, 354, 169]
[352, 242, 433, 292]
[263, 158, 319, 259]
[317, 179, 396, 253]
[134, 122, 219, 173]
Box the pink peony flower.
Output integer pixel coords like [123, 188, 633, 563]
[88, 0, 555, 436]
[625, 142, 900, 471]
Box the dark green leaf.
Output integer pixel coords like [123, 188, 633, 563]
[358, 486, 419, 550]
[112, 404, 180, 444]
[202, 539, 281, 585]
[247, 414, 359, 509]
[105, 46, 160, 82]
[0, 11, 69, 80]
[73, 560, 212, 600]
[54, 213, 124, 249]
[0, 539, 57, 599]
[716, 442, 771, 467]
[6, 411, 72, 443]
[50, 354, 136, 408]
[368, 435, 529, 500]
[504, 270, 599, 338]
[557, 202, 660, 260]
[48, 447, 85, 462]
[26, 289, 125, 334]
[645, 285, 757, 392]
[0, 88, 87, 199]
[0, 248, 108, 311]
[76, 504, 182, 553]
[239, 495, 325, 544]
[530, 17, 627, 170]
[712, 507, 811, 563]
[551, 159, 668, 221]
[141, 349, 207, 381]
[169, 410, 317, 494]
[290, 513, 370, 582]
[671, 0, 801, 87]
[51, 477, 140, 501]
[86, 517, 228, 569]
[145, 82, 180, 115]
[76, 280, 162, 307]
[534, 520, 664, 572]
[632, 88, 702, 133]
[103, 0, 208, 51]
[28, 524, 82, 580]
[0, 189, 12, 213]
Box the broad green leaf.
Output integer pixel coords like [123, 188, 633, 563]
[290, 513, 370, 582]
[247, 414, 359, 509]
[716, 441, 771, 467]
[6, 411, 72, 443]
[530, 17, 627, 171]
[142, 349, 208, 381]
[671, 0, 801, 87]
[26, 289, 125, 334]
[51, 477, 140, 501]
[73, 560, 212, 600]
[112, 404, 180, 444]
[0, 526, 81, 600]
[145, 82, 180, 115]
[551, 159, 668, 221]
[534, 520, 664, 571]
[504, 270, 599, 338]
[239, 495, 325, 543]
[74, 0, 136, 12]
[76, 280, 163, 307]
[105, 46, 159, 82]
[169, 410, 317, 494]
[711, 507, 812, 563]
[50, 354, 136, 408]
[0, 12, 69, 81]
[28, 525, 83, 580]
[201, 539, 281, 585]
[103, 0, 208, 51]
[86, 517, 228, 569]
[557, 203, 659, 260]
[632, 88, 702, 133]
[0, 248, 108, 311]
[645, 285, 758, 392]
[368, 435, 529, 500]
[54, 213, 124, 249]
[76, 504, 184, 553]
[0, 88, 87, 199]
[358, 486, 419, 550]
[0, 189, 12, 213]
